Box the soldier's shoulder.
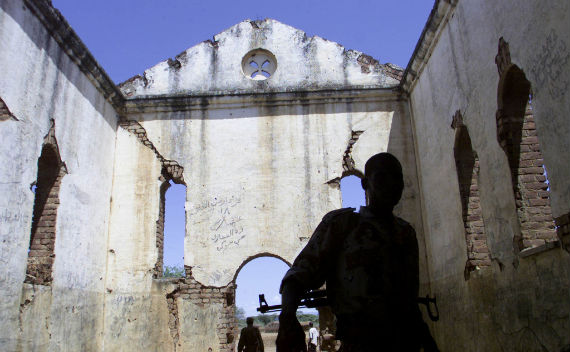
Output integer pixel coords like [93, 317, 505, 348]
[395, 216, 418, 232]
[394, 216, 417, 236]
[394, 216, 411, 227]
[322, 207, 357, 223]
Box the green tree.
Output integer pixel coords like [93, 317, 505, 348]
[236, 307, 246, 329]
[236, 307, 246, 321]
[256, 314, 274, 326]
[163, 265, 185, 278]
[296, 312, 319, 326]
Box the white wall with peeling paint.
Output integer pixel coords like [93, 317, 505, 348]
[0, 1, 118, 351]
[118, 19, 401, 97]
[108, 17, 422, 351]
[125, 96, 424, 288]
[110, 95, 423, 352]
[407, 1, 570, 351]
[115, 17, 421, 291]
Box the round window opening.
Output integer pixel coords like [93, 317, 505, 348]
[241, 49, 277, 81]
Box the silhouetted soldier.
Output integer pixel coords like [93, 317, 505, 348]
[238, 317, 264, 352]
[277, 153, 438, 352]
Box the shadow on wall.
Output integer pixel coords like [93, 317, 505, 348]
[128, 94, 402, 122]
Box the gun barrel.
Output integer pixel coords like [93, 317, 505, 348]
[256, 291, 439, 322]
[256, 290, 329, 313]
[257, 304, 282, 313]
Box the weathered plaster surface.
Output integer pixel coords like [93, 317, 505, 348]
[110, 87, 423, 350]
[103, 127, 177, 349]
[118, 19, 401, 97]
[407, 0, 570, 219]
[178, 300, 222, 352]
[407, 1, 570, 350]
[6, 0, 568, 350]
[0, 1, 118, 350]
[0, 1, 416, 349]
[124, 93, 423, 288]
[106, 128, 163, 292]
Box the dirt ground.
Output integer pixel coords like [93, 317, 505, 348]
[261, 332, 277, 352]
[237, 331, 322, 352]
[259, 331, 322, 352]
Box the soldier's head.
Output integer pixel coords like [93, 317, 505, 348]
[246, 317, 254, 326]
[309, 322, 313, 327]
[361, 153, 404, 211]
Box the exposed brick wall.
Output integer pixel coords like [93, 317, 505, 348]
[497, 101, 557, 250]
[342, 130, 364, 175]
[25, 125, 66, 285]
[383, 63, 405, 81]
[119, 119, 184, 184]
[496, 63, 557, 251]
[453, 119, 491, 279]
[0, 97, 18, 121]
[325, 130, 365, 188]
[166, 286, 181, 349]
[165, 269, 237, 352]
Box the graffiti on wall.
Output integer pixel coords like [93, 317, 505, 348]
[190, 194, 246, 252]
[531, 30, 570, 100]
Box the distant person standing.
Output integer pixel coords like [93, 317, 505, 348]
[307, 322, 319, 352]
[238, 317, 264, 352]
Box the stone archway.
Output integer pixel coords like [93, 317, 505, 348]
[234, 254, 292, 351]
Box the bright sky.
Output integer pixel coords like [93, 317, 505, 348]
[51, 0, 433, 83]
[50, 0, 434, 317]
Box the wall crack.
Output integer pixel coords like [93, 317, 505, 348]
[119, 119, 185, 183]
[166, 285, 181, 351]
[342, 130, 364, 175]
[325, 130, 365, 188]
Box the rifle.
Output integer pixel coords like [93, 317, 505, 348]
[257, 289, 439, 322]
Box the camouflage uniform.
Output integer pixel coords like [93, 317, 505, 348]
[282, 206, 423, 351]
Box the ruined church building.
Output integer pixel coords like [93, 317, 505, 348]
[1, 0, 569, 351]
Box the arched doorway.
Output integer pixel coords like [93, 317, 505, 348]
[235, 255, 320, 351]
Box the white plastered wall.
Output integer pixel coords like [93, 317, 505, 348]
[408, 1, 570, 350]
[0, 1, 118, 351]
[124, 95, 425, 288]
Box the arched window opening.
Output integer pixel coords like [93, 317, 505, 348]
[235, 256, 316, 349]
[497, 65, 557, 251]
[340, 175, 366, 209]
[155, 179, 186, 278]
[454, 125, 490, 279]
[25, 130, 65, 285]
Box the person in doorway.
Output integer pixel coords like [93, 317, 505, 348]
[238, 317, 264, 352]
[276, 153, 438, 352]
[307, 322, 319, 352]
